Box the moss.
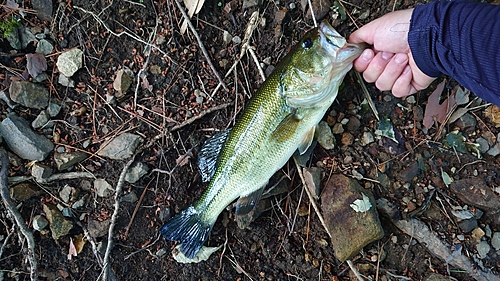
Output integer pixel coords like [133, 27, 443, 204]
[0, 16, 21, 38]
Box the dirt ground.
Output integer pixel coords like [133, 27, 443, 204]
[0, 0, 499, 280]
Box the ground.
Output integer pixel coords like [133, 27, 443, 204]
[0, 0, 499, 280]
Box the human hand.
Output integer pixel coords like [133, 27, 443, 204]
[348, 9, 436, 97]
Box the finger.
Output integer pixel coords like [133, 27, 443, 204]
[348, 24, 376, 45]
[375, 53, 408, 91]
[392, 65, 416, 97]
[362, 51, 394, 83]
[353, 49, 374, 72]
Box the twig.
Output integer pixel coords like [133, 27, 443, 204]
[172, 0, 228, 91]
[355, 71, 379, 120]
[307, 0, 318, 27]
[124, 179, 153, 239]
[8, 171, 95, 185]
[169, 102, 232, 132]
[346, 260, 365, 281]
[0, 151, 38, 281]
[101, 157, 135, 281]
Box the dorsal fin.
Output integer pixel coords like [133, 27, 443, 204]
[198, 130, 230, 182]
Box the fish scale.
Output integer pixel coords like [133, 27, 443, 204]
[161, 21, 366, 259]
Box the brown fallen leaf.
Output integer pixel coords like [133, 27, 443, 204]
[423, 81, 456, 129]
[176, 151, 193, 167]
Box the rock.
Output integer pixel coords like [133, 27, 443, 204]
[316, 121, 335, 150]
[121, 191, 138, 203]
[487, 144, 500, 157]
[31, 162, 53, 181]
[322, 174, 384, 261]
[397, 161, 420, 182]
[59, 185, 73, 203]
[476, 241, 490, 259]
[47, 101, 62, 117]
[9, 81, 50, 109]
[0, 115, 54, 160]
[476, 138, 489, 153]
[33, 215, 49, 231]
[10, 182, 42, 200]
[32, 110, 50, 129]
[232, 36, 242, 44]
[223, 31, 232, 44]
[88, 219, 110, 238]
[43, 203, 73, 240]
[113, 67, 134, 97]
[341, 132, 354, 146]
[471, 227, 485, 243]
[242, 0, 258, 9]
[425, 273, 453, 281]
[32, 0, 53, 21]
[36, 39, 54, 55]
[346, 116, 361, 132]
[125, 162, 149, 183]
[303, 167, 322, 199]
[331, 123, 343, 134]
[305, 0, 331, 20]
[0, 91, 18, 109]
[54, 151, 87, 170]
[450, 178, 500, 211]
[491, 232, 500, 250]
[58, 74, 75, 87]
[98, 133, 143, 160]
[454, 113, 476, 131]
[94, 178, 114, 197]
[56, 48, 83, 77]
[360, 131, 374, 146]
[458, 218, 478, 233]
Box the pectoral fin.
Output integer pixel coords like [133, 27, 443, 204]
[297, 126, 316, 155]
[235, 186, 265, 229]
[270, 112, 302, 142]
[198, 130, 231, 182]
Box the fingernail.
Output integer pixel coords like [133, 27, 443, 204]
[395, 53, 407, 64]
[361, 50, 372, 61]
[403, 65, 411, 75]
[381, 52, 393, 60]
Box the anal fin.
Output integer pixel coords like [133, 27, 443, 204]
[235, 186, 265, 229]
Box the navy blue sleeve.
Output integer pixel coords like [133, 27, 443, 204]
[408, 0, 500, 105]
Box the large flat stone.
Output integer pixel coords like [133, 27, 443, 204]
[9, 81, 49, 109]
[322, 174, 384, 261]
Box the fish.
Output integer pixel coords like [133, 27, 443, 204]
[161, 21, 365, 259]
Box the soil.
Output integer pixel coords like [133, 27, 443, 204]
[0, 0, 499, 280]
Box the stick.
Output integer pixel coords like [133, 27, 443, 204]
[0, 151, 38, 281]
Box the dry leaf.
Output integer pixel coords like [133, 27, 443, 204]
[141, 75, 153, 93]
[176, 151, 193, 167]
[26, 53, 47, 78]
[68, 237, 78, 260]
[180, 0, 206, 34]
[484, 105, 500, 127]
[423, 81, 456, 129]
[68, 234, 86, 260]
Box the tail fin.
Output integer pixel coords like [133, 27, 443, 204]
[160, 206, 213, 258]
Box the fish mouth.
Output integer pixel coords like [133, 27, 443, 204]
[319, 21, 366, 63]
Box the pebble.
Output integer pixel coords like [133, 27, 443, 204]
[32, 0, 53, 21]
[397, 161, 419, 182]
[450, 178, 500, 211]
[476, 241, 491, 259]
[492, 232, 500, 250]
[31, 162, 53, 181]
[405, 95, 416, 104]
[9, 182, 42, 200]
[232, 35, 242, 44]
[223, 31, 232, 44]
[0, 91, 18, 109]
[94, 178, 114, 197]
[125, 162, 149, 183]
[43, 203, 73, 240]
[9, 81, 50, 109]
[32, 110, 50, 129]
[58, 74, 75, 87]
[455, 113, 477, 132]
[341, 132, 354, 146]
[475, 137, 489, 153]
[88, 219, 110, 238]
[331, 123, 344, 134]
[360, 131, 374, 146]
[113, 68, 134, 97]
[471, 227, 485, 243]
[316, 121, 335, 150]
[121, 191, 138, 203]
[303, 167, 322, 199]
[33, 215, 49, 231]
[458, 218, 477, 233]
[487, 144, 500, 157]
[54, 151, 87, 170]
[56, 48, 83, 77]
[242, 0, 258, 9]
[0, 115, 54, 161]
[47, 101, 62, 117]
[35, 39, 53, 55]
[98, 133, 143, 160]
[59, 185, 73, 203]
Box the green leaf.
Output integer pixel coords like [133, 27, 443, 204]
[375, 115, 398, 143]
[173, 245, 222, 263]
[350, 193, 372, 213]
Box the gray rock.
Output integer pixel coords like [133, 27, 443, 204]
[5, 27, 21, 49]
[31, 162, 53, 181]
[242, 0, 258, 9]
[303, 167, 322, 199]
[454, 113, 476, 131]
[94, 178, 113, 197]
[346, 116, 361, 132]
[32, 0, 53, 21]
[322, 174, 384, 261]
[476, 241, 491, 259]
[360, 131, 374, 146]
[492, 232, 500, 250]
[125, 162, 149, 183]
[88, 219, 110, 238]
[10, 182, 42, 200]
[223, 31, 232, 44]
[232, 35, 242, 44]
[450, 178, 500, 211]
[98, 133, 143, 160]
[121, 191, 138, 203]
[0, 91, 18, 109]
[113, 68, 134, 97]
[9, 81, 50, 109]
[56, 48, 83, 77]
[58, 74, 75, 87]
[425, 273, 453, 281]
[47, 101, 62, 117]
[32, 110, 49, 129]
[54, 151, 87, 170]
[316, 121, 335, 150]
[487, 144, 500, 157]
[458, 218, 478, 233]
[476, 138, 490, 153]
[397, 161, 420, 182]
[331, 123, 344, 134]
[33, 215, 49, 231]
[36, 39, 53, 55]
[43, 203, 73, 240]
[59, 185, 73, 203]
[0, 115, 54, 161]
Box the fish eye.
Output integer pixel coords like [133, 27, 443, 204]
[302, 38, 313, 49]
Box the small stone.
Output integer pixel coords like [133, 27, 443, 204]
[56, 48, 83, 77]
[425, 273, 453, 281]
[33, 215, 49, 231]
[31, 162, 53, 181]
[458, 218, 477, 233]
[397, 161, 420, 182]
[450, 178, 500, 211]
[10, 182, 42, 200]
[341, 132, 354, 146]
[360, 131, 374, 146]
[156, 248, 168, 258]
[98, 133, 143, 160]
[54, 151, 87, 170]
[289, 2, 296, 9]
[316, 121, 335, 150]
[476, 138, 489, 153]
[32, 110, 50, 129]
[331, 123, 344, 134]
[303, 167, 322, 199]
[454, 113, 477, 131]
[491, 232, 500, 250]
[405, 96, 416, 104]
[487, 144, 500, 157]
[58, 74, 75, 87]
[94, 179, 113, 197]
[121, 191, 138, 203]
[32, 0, 53, 21]
[43, 203, 73, 240]
[0, 91, 18, 109]
[346, 117, 361, 132]
[125, 162, 149, 183]
[88, 219, 110, 238]
[59, 185, 73, 203]
[35, 39, 53, 55]
[72, 196, 86, 209]
[476, 241, 491, 259]
[9, 81, 50, 109]
[223, 31, 232, 44]
[242, 0, 258, 9]
[47, 101, 62, 117]
[113, 67, 134, 97]
[471, 227, 485, 243]
[232, 35, 242, 44]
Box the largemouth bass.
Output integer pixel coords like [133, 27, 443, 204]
[161, 21, 365, 258]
